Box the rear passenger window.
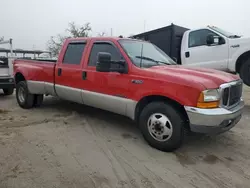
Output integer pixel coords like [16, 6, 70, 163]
[88, 43, 121, 66]
[63, 43, 86, 65]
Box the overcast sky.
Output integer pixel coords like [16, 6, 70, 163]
[1, 0, 249, 50]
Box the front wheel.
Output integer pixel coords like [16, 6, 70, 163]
[139, 102, 185, 152]
[3, 87, 14, 95]
[16, 81, 34, 109]
[239, 59, 250, 86]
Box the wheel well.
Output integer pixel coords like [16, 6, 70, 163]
[15, 72, 25, 84]
[236, 51, 250, 73]
[134, 95, 190, 130]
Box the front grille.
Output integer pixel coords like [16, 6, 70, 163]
[222, 87, 229, 106]
[229, 84, 242, 105]
[0, 78, 14, 83]
[221, 81, 243, 108]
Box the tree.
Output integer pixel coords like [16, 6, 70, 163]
[0, 36, 4, 42]
[97, 31, 106, 37]
[47, 34, 68, 57]
[47, 22, 91, 57]
[67, 22, 91, 38]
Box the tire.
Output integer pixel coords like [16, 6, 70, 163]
[139, 102, 185, 152]
[239, 58, 250, 86]
[33, 94, 44, 107]
[16, 81, 34, 109]
[3, 87, 14, 95]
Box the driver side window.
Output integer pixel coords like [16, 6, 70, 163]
[88, 43, 122, 67]
[188, 29, 219, 48]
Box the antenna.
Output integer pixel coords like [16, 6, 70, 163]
[139, 20, 146, 68]
[139, 42, 144, 68]
[110, 28, 113, 36]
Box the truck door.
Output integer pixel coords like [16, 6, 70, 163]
[81, 40, 131, 116]
[181, 29, 228, 70]
[54, 40, 88, 103]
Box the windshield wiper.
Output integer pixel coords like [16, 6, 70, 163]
[135, 56, 171, 65]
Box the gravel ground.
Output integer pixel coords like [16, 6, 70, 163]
[0, 86, 250, 188]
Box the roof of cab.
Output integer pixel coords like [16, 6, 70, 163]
[66, 37, 141, 42]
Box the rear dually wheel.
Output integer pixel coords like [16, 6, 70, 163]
[16, 81, 34, 109]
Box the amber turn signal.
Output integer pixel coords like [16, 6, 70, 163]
[197, 101, 219, 108]
[197, 92, 219, 108]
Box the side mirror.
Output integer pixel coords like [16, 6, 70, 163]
[218, 36, 226, 45]
[206, 34, 215, 45]
[207, 35, 225, 46]
[96, 52, 112, 72]
[96, 52, 127, 73]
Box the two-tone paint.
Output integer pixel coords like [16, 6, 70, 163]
[13, 37, 241, 122]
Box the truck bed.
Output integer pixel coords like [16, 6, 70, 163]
[16, 58, 57, 63]
[13, 59, 56, 84]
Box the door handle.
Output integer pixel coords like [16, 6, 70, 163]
[58, 68, 62, 76]
[185, 51, 190, 58]
[82, 71, 87, 80]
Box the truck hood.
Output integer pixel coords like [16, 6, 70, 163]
[229, 36, 250, 45]
[147, 65, 240, 89]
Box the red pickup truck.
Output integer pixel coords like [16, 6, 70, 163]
[13, 37, 244, 151]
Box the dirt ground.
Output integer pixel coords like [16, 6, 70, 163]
[0, 87, 250, 188]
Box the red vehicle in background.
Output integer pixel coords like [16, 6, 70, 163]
[13, 37, 244, 151]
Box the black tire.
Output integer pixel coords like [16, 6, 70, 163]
[16, 81, 34, 109]
[139, 102, 185, 152]
[33, 94, 44, 107]
[3, 87, 14, 95]
[239, 58, 250, 86]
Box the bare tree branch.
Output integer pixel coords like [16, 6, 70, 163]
[47, 22, 92, 57]
[98, 32, 106, 37]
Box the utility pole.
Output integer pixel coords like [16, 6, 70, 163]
[110, 28, 113, 36]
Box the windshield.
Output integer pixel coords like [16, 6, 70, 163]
[118, 39, 176, 68]
[208, 26, 241, 38]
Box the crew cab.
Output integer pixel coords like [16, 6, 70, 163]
[133, 24, 250, 86]
[13, 37, 244, 151]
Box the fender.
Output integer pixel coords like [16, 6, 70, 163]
[228, 46, 250, 72]
[134, 84, 200, 107]
[14, 62, 44, 81]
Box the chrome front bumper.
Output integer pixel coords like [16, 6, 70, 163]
[184, 100, 244, 134]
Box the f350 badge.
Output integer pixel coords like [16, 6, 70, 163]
[131, 79, 143, 84]
[231, 44, 240, 48]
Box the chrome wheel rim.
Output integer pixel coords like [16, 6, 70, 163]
[18, 87, 25, 103]
[147, 113, 173, 142]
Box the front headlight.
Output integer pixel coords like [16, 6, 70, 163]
[197, 89, 220, 108]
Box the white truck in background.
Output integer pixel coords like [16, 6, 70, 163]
[133, 24, 250, 86]
[0, 39, 53, 96]
[0, 39, 15, 95]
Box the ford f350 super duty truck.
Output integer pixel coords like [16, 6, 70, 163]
[133, 24, 250, 86]
[13, 37, 244, 151]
